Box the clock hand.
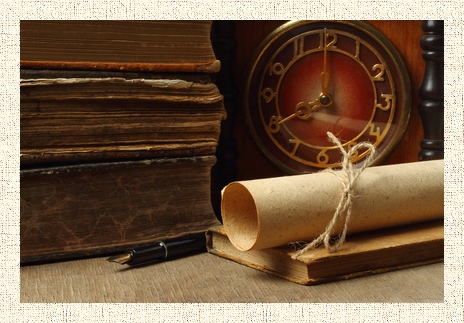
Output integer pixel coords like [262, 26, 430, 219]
[279, 99, 320, 124]
[321, 28, 330, 95]
[295, 100, 321, 119]
[280, 30, 333, 125]
[319, 28, 332, 107]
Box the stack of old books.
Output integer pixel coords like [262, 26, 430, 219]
[20, 21, 225, 263]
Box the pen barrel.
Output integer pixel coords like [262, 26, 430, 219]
[165, 233, 206, 259]
[128, 242, 166, 266]
[127, 233, 206, 266]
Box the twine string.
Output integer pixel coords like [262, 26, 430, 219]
[291, 132, 376, 260]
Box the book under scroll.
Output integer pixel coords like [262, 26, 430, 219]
[207, 160, 444, 284]
[207, 221, 443, 285]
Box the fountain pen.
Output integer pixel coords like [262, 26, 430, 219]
[107, 232, 206, 266]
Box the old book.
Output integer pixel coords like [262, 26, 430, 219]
[20, 78, 226, 166]
[21, 155, 221, 263]
[206, 220, 444, 285]
[20, 20, 220, 73]
[20, 21, 225, 264]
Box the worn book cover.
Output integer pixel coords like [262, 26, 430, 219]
[20, 20, 220, 73]
[21, 156, 221, 263]
[207, 220, 444, 285]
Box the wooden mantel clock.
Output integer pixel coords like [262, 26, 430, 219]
[243, 20, 412, 174]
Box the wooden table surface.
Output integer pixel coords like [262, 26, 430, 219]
[20, 252, 443, 303]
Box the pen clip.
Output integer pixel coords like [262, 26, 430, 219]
[159, 241, 168, 259]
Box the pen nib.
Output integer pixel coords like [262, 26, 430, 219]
[107, 254, 132, 264]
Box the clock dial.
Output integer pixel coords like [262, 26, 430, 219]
[244, 21, 411, 174]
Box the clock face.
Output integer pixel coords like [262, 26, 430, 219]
[244, 20, 411, 174]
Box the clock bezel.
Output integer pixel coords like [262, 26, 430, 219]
[243, 20, 412, 174]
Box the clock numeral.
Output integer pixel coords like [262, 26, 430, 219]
[267, 116, 281, 133]
[268, 62, 285, 76]
[293, 36, 305, 61]
[319, 31, 337, 49]
[261, 87, 276, 103]
[376, 93, 393, 111]
[317, 148, 329, 165]
[368, 122, 381, 141]
[371, 63, 385, 81]
[288, 138, 301, 156]
[327, 33, 338, 48]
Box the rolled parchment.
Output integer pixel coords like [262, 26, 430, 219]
[222, 159, 444, 251]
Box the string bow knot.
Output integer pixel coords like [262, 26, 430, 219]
[291, 132, 376, 259]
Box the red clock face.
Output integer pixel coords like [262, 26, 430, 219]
[244, 21, 411, 174]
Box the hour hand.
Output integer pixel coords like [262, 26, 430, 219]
[280, 92, 333, 124]
[295, 100, 320, 119]
[279, 99, 320, 123]
[293, 93, 333, 120]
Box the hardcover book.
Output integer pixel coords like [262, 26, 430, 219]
[20, 20, 220, 73]
[21, 156, 221, 263]
[206, 220, 444, 285]
[20, 78, 226, 166]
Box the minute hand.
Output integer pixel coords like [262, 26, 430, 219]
[321, 28, 330, 95]
[319, 28, 332, 106]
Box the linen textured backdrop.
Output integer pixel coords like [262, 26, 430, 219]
[3, 1, 462, 322]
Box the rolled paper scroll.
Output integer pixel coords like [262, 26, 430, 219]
[221, 159, 444, 251]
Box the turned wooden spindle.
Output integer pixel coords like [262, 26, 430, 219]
[418, 20, 444, 160]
